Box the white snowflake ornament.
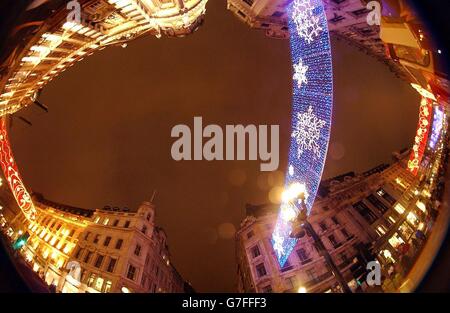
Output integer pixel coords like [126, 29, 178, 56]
[292, 0, 323, 44]
[293, 58, 308, 89]
[291, 106, 326, 158]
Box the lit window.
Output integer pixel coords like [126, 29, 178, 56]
[388, 233, 404, 248]
[394, 203, 405, 214]
[416, 201, 426, 212]
[104, 281, 112, 293]
[103, 218, 109, 226]
[407, 212, 419, 226]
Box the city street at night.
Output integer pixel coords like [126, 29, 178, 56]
[0, 0, 449, 306]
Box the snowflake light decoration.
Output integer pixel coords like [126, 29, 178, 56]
[291, 105, 326, 158]
[292, 0, 323, 44]
[293, 58, 308, 89]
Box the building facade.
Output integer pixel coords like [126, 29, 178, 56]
[0, 0, 209, 116]
[236, 151, 443, 293]
[0, 192, 187, 293]
[226, 0, 407, 80]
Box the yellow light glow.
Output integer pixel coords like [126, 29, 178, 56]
[297, 286, 307, 293]
[407, 212, 418, 225]
[394, 203, 405, 214]
[63, 245, 71, 254]
[281, 182, 308, 203]
[416, 201, 426, 212]
[50, 237, 57, 246]
[280, 203, 297, 222]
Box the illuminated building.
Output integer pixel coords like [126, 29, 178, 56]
[0, 192, 187, 293]
[236, 156, 442, 293]
[0, 0, 208, 116]
[227, 0, 407, 79]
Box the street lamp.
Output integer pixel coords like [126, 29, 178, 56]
[287, 184, 352, 293]
[297, 286, 307, 293]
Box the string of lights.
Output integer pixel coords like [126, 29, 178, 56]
[272, 0, 333, 267]
[0, 117, 37, 221]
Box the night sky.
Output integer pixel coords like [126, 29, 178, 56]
[10, 0, 420, 292]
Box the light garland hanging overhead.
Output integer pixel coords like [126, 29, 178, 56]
[271, 0, 333, 267]
[0, 117, 37, 221]
[407, 97, 432, 176]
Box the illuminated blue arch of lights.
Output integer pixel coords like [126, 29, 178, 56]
[271, 0, 333, 267]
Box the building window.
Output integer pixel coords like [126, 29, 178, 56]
[84, 232, 91, 241]
[69, 229, 75, 237]
[243, 0, 254, 7]
[104, 281, 112, 293]
[367, 194, 389, 214]
[328, 235, 339, 248]
[262, 285, 272, 293]
[93, 234, 100, 244]
[94, 255, 104, 268]
[142, 225, 147, 235]
[113, 219, 119, 227]
[146, 213, 151, 221]
[134, 244, 142, 256]
[251, 245, 260, 258]
[339, 252, 349, 265]
[87, 273, 96, 287]
[107, 258, 117, 273]
[305, 268, 317, 281]
[331, 216, 340, 225]
[75, 248, 83, 259]
[103, 236, 111, 247]
[84, 251, 93, 264]
[247, 231, 254, 239]
[94, 216, 100, 223]
[285, 276, 296, 290]
[296, 248, 310, 264]
[256, 263, 267, 278]
[103, 218, 109, 226]
[95, 277, 104, 291]
[353, 201, 378, 224]
[115, 239, 123, 250]
[341, 228, 351, 239]
[127, 264, 137, 281]
[319, 221, 327, 231]
[124, 221, 130, 228]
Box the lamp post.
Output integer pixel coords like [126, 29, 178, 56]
[289, 190, 352, 293]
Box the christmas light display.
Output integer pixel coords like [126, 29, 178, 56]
[0, 117, 37, 221]
[428, 106, 444, 150]
[272, 0, 333, 266]
[407, 97, 432, 176]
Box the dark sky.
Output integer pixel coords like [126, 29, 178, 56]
[10, 0, 420, 292]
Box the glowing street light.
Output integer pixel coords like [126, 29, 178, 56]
[297, 286, 307, 293]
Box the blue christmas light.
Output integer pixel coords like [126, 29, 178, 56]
[272, 0, 333, 267]
[428, 106, 444, 150]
